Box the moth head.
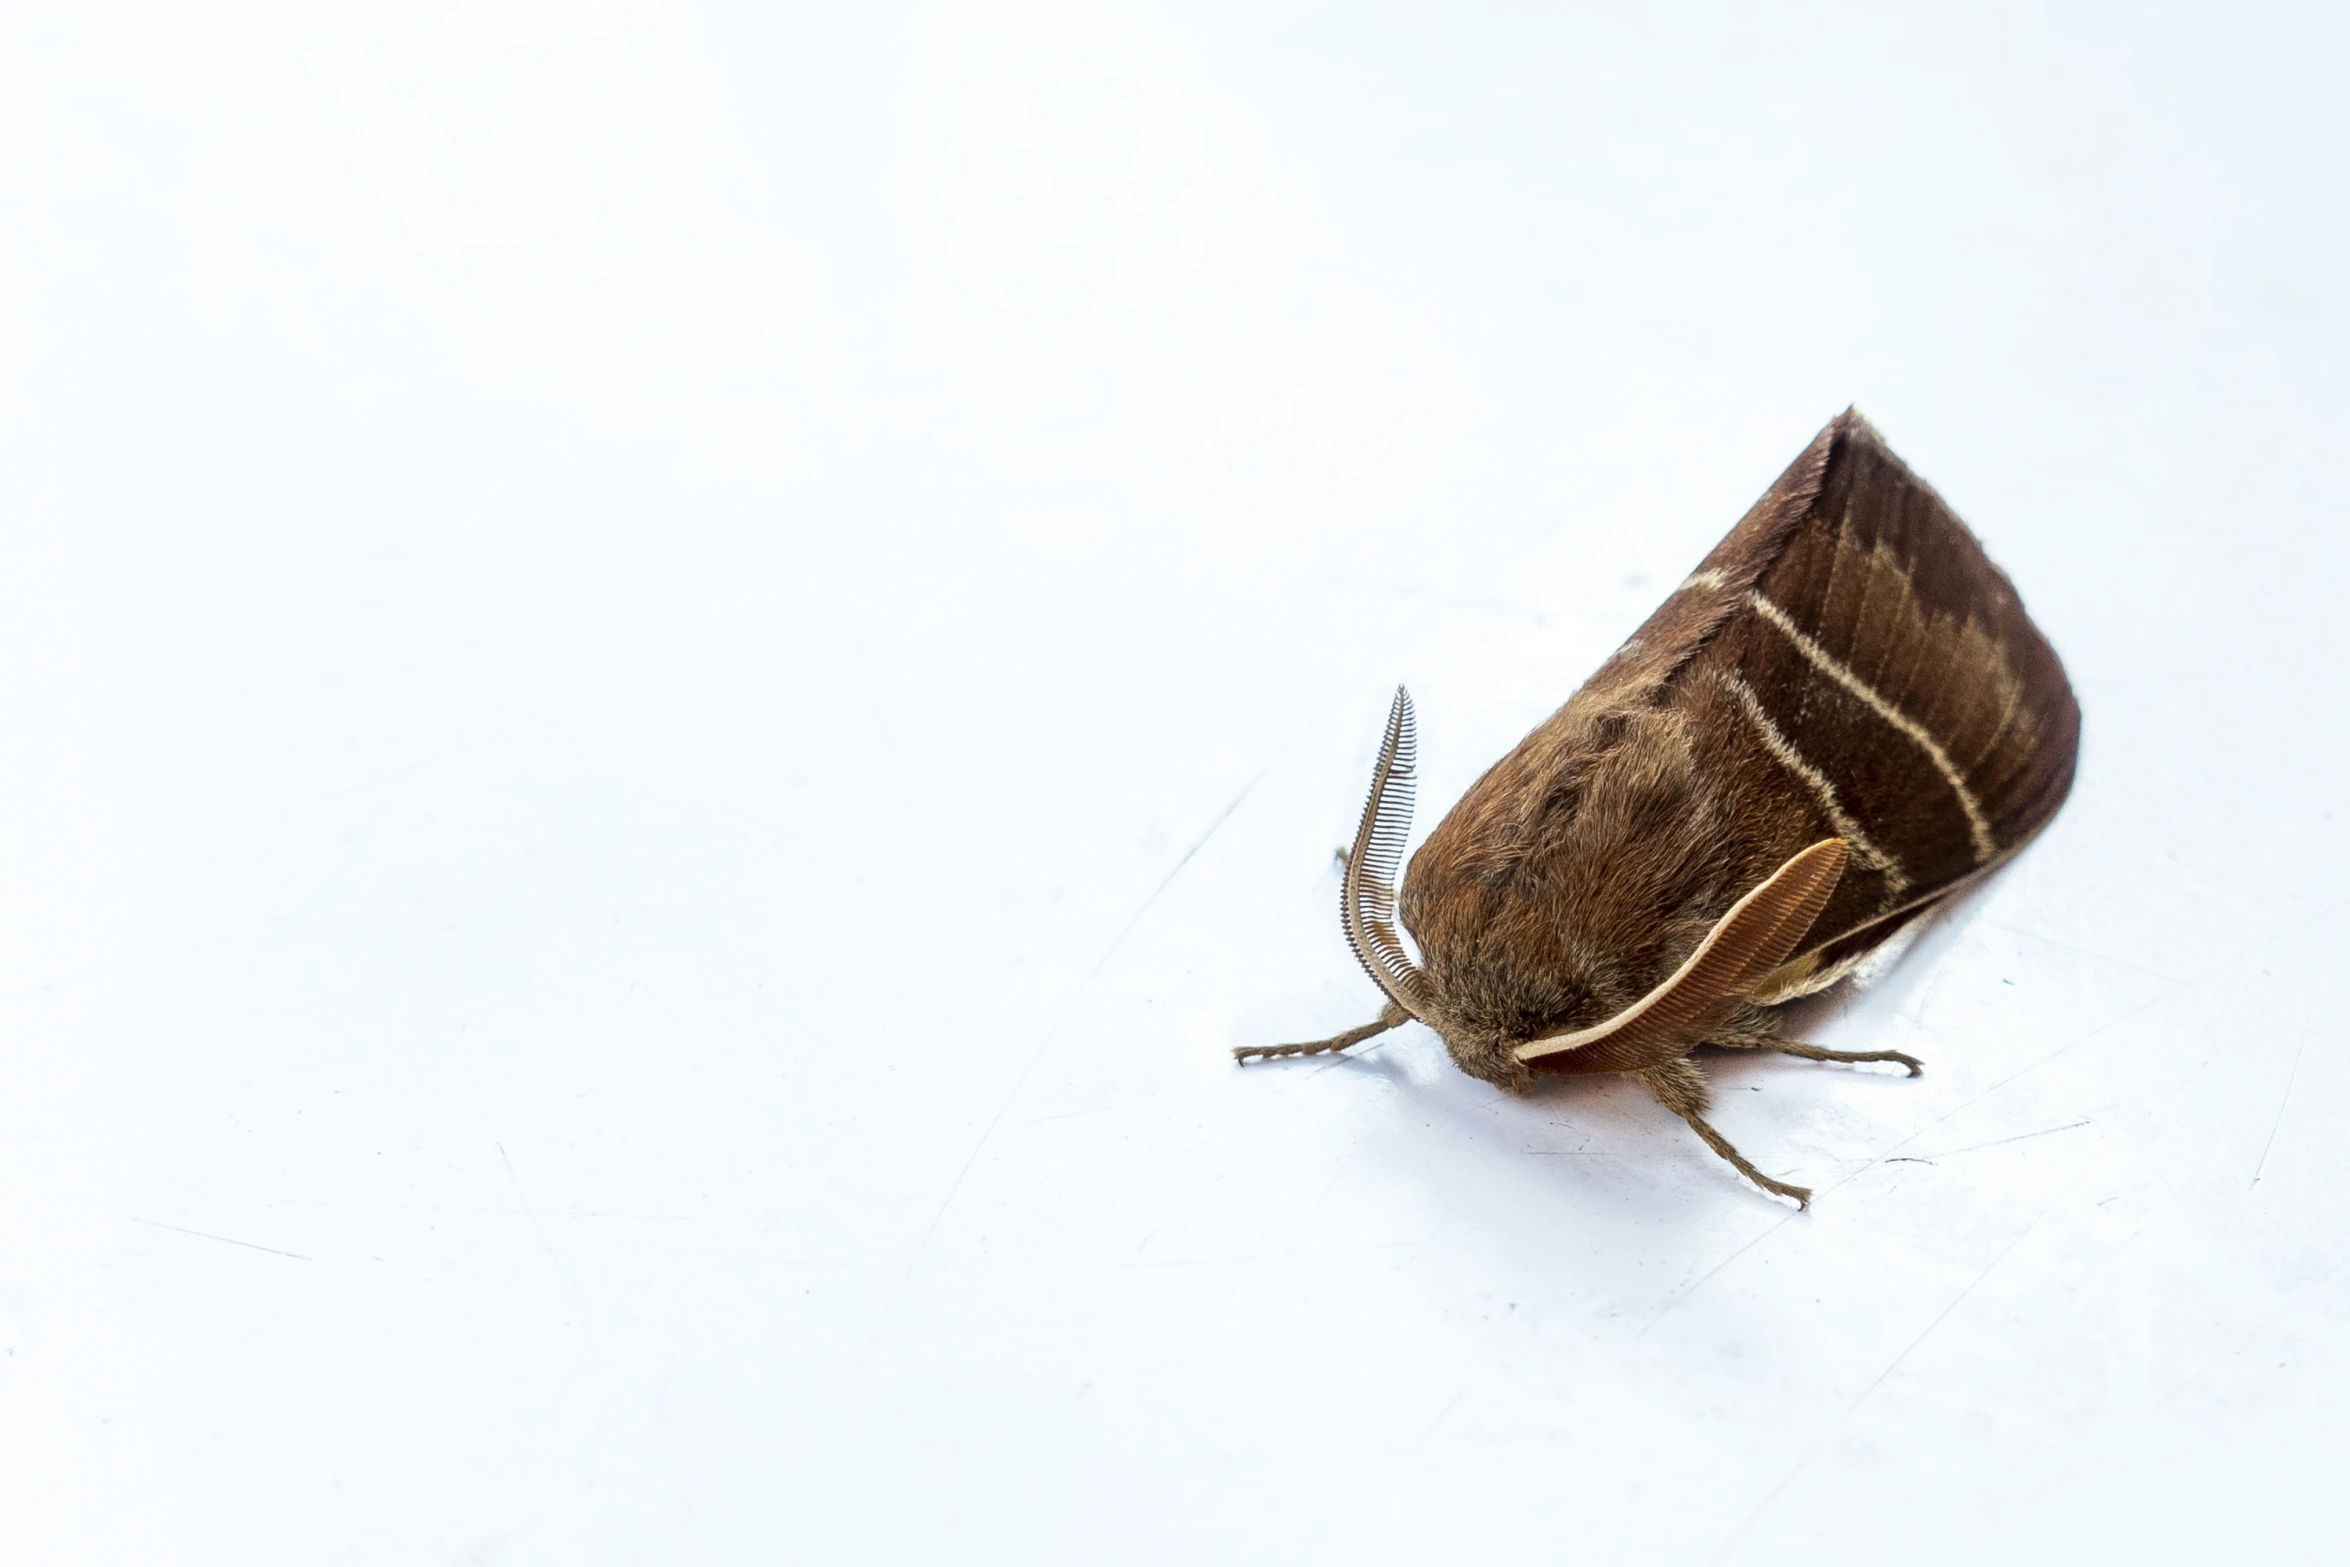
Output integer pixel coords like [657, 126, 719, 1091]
[1506, 838, 1849, 1076]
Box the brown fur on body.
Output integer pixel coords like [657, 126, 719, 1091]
[1395, 410, 2079, 1090]
[1398, 696, 1774, 1088]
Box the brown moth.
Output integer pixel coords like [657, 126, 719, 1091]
[1238, 411, 2080, 1206]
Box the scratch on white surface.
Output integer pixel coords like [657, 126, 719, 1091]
[1423, 1382, 1470, 1440]
[1012, 1104, 1116, 1127]
[1815, 993, 2171, 1207]
[1295, 1030, 1405, 1082]
[1958, 1216, 2350, 1546]
[2250, 1034, 2307, 1189]
[1885, 1118, 2093, 1163]
[1980, 920, 2183, 985]
[1981, 993, 2170, 1099]
[841, 722, 1320, 1396]
[1215, 1150, 1362, 1351]
[311, 746, 469, 808]
[268, 1198, 682, 1218]
[131, 1218, 310, 1262]
[1637, 1212, 1803, 1339]
[2216, 888, 2350, 970]
[497, 1140, 562, 1272]
[1710, 1213, 2044, 1564]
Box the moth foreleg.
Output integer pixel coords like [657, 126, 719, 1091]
[1638, 1059, 1812, 1209]
[1758, 1040, 1924, 1077]
[1234, 1001, 1408, 1064]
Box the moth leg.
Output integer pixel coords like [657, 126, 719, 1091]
[1760, 1039, 1924, 1077]
[1638, 1059, 1812, 1210]
[1703, 1007, 1923, 1077]
[1234, 1000, 1408, 1064]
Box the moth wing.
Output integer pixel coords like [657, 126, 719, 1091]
[1748, 874, 1963, 1003]
[1686, 411, 2081, 977]
[1514, 839, 1846, 1071]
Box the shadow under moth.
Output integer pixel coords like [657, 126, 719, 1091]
[1238, 411, 2080, 1206]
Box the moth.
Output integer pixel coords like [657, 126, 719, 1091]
[1239, 411, 2080, 1206]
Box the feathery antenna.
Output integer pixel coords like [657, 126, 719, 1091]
[1341, 686, 1430, 1018]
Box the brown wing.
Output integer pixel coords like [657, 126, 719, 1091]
[1396, 411, 2076, 1078]
[1681, 411, 2080, 986]
[1397, 420, 1841, 894]
[1559, 415, 1843, 710]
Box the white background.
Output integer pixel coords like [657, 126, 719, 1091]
[3, 2, 2345, 1562]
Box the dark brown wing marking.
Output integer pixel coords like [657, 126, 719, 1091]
[1693, 413, 2079, 973]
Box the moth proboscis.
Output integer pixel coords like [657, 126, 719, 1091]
[1238, 410, 2080, 1207]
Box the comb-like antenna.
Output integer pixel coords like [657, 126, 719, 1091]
[1341, 686, 1430, 1019]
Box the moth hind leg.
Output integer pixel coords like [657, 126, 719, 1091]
[1705, 1004, 1924, 1076]
[1638, 1058, 1813, 1209]
[1234, 1001, 1407, 1064]
[1763, 1039, 1924, 1077]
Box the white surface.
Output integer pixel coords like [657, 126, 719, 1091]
[3, 3, 2346, 1562]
